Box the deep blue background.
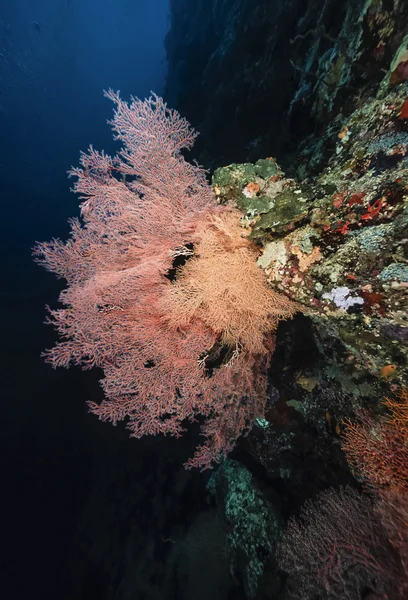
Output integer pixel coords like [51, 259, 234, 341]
[0, 1, 169, 597]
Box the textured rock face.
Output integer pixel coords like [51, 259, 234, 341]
[212, 80, 408, 387]
[211, 78, 408, 507]
[166, 0, 408, 456]
[165, 0, 408, 170]
[164, 3, 408, 598]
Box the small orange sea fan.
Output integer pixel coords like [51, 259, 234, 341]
[342, 390, 408, 490]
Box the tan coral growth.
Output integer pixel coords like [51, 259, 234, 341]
[244, 181, 260, 196]
[291, 244, 322, 272]
[163, 209, 298, 355]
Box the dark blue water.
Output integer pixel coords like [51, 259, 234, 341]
[0, 2, 169, 597]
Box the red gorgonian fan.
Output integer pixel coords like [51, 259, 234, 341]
[342, 390, 408, 490]
[34, 90, 297, 468]
[278, 486, 405, 599]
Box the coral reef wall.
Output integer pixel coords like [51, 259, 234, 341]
[165, 4, 408, 598]
[165, 0, 408, 171]
[212, 76, 408, 501]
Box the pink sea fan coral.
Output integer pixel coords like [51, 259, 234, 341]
[34, 90, 297, 468]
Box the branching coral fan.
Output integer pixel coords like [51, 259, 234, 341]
[376, 487, 408, 578]
[34, 90, 297, 469]
[342, 389, 408, 489]
[341, 390, 408, 589]
[278, 486, 403, 600]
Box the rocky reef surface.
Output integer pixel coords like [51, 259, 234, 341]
[165, 4, 408, 596]
[165, 0, 408, 171]
[208, 42, 408, 598]
[214, 80, 408, 391]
